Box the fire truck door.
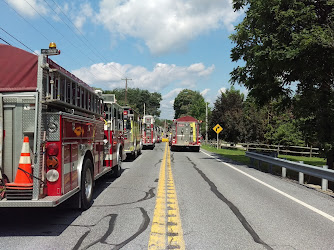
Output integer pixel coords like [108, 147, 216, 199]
[2, 98, 35, 183]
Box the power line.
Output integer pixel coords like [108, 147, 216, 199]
[1, 0, 50, 42]
[22, 0, 99, 65]
[0, 36, 11, 45]
[2, 0, 128, 88]
[46, 0, 125, 79]
[1, 1, 101, 86]
[0, 27, 36, 54]
[122, 78, 132, 104]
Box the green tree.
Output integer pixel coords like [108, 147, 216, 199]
[210, 87, 245, 143]
[104, 88, 162, 117]
[242, 97, 267, 143]
[173, 89, 206, 120]
[230, 0, 334, 168]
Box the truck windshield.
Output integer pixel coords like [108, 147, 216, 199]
[125, 120, 131, 130]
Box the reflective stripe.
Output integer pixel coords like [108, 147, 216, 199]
[104, 154, 111, 160]
[19, 156, 31, 164]
[64, 162, 71, 175]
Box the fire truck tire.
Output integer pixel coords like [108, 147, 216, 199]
[81, 159, 94, 210]
[111, 153, 122, 178]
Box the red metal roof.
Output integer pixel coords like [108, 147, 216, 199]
[176, 116, 198, 122]
[0, 44, 38, 92]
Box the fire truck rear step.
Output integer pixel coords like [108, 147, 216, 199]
[6, 189, 33, 200]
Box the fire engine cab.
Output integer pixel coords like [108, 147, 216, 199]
[122, 106, 142, 159]
[142, 115, 155, 149]
[0, 43, 123, 209]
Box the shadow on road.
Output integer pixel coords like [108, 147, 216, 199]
[0, 174, 118, 237]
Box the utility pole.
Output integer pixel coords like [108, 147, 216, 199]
[206, 102, 208, 144]
[122, 78, 132, 104]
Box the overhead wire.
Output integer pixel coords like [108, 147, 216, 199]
[1, 0, 50, 42]
[2, 0, 105, 84]
[22, 0, 98, 65]
[0, 27, 37, 54]
[46, 0, 125, 79]
[0, 36, 11, 45]
[2, 0, 129, 87]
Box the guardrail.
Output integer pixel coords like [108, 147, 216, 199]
[246, 151, 334, 191]
[204, 140, 320, 157]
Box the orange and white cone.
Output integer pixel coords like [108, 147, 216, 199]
[6, 136, 33, 189]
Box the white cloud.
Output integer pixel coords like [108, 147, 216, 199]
[160, 88, 184, 119]
[163, 88, 183, 100]
[96, 0, 243, 55]
[73, 3, 93, 31]
[7, 0, 48, 17]
[72, 62, 215, 92]
[218, 87, 227, 95]
[201, 89, 210, 97]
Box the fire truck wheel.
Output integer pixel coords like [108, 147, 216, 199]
[81, 159, 94, 210]
[111, 154, 122, 178]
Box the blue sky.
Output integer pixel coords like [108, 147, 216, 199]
[0, 0, 246, 119]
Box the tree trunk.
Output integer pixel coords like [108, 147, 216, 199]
[326, 150, 334, 191]
[326, 150, 334, 170]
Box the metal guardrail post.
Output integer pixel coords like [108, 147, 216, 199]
[282, 167, 286, 178]
[299, 161, 304, 184]
[322, 165, 328, 191]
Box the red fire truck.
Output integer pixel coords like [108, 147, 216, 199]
[170, 116, 201, 152]
[0, 44, 124, 209]
[142, 115, 155, 149]
[102, 94, 126, 177]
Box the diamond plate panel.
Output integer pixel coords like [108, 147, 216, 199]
[22, 109, 36, 133]
[46, 113, 60, 141]
[3, 97, 17, 104]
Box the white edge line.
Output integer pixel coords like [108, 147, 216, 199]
[201, 150, 334, 223]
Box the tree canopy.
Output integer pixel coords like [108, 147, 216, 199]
[104, 88, 162, 117]
[230, 0, 334, 167]
[210, 87, 245, 143]
[173, 89, 206, 121]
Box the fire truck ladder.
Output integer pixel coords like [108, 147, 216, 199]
[41, 58, 103, 116]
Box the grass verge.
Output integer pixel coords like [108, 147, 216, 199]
[201, 145, 326, 167]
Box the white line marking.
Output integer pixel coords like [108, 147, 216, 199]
[201, 150, 334, 223]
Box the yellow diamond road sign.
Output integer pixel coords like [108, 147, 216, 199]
[213, 124, 223, 134]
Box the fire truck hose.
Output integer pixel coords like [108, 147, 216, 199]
[17, 167, 46, 185]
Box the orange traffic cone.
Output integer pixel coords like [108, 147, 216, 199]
[6, 136, 33, 190]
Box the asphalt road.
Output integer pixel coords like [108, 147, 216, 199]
[1, 142, 334, 249]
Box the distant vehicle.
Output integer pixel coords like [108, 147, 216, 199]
[170, 116, 201, 152]
[122, 106, 142, 159]
[142, 115, 155, 149]
[156, 126, 162, 143]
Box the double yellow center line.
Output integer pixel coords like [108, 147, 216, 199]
[148, 143, 185, 249]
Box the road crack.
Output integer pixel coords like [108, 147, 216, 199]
[93, 187, 155, 207]
[186, 156, 273, 250]
[72, 207, 150, 250]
